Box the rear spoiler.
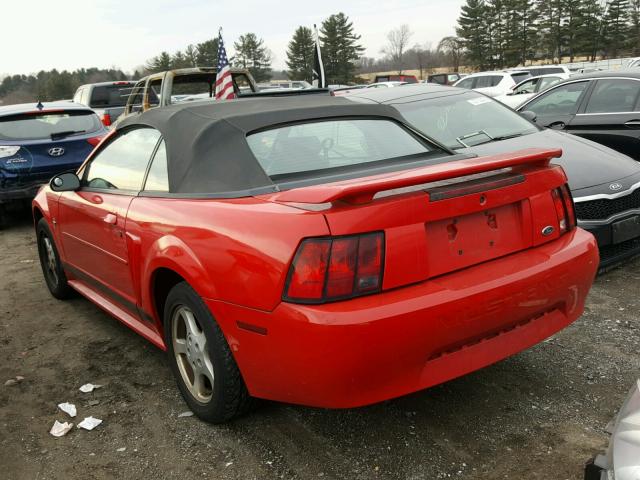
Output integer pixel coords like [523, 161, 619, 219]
[270, 148, 562, 205]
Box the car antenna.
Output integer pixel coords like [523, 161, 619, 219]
[36, 101, 44, 111]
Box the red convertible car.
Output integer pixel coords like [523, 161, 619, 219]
[33, 96, 599, 423]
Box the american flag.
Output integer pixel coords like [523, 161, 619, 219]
[215, 30, 236, 100]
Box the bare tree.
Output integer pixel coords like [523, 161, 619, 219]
[381, 24, 413, 73]
[437, 36, 463, 72]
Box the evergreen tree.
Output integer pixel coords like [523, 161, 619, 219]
[233, 33, 272, 82]
[486, 0, 508, 68]
[630, 0, 640, 55]
[536, 0, 565, 63]
[602, 0, 630, 58]
[456, 0, 491, 69]
[575, 0, 604, 60]
[286, 27, 315, 82]
[146, 52, 172, 73]
[184, 44, 198, 68]
[171, 51, 190, 69]
[320, 13, 364, 84]
[562, 0, 582, 62]
[195, 39, 219, 67]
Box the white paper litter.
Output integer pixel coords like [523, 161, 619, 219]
[58, 402, 77, 418]
[116, 447, 126, 452]
[177, 411, 194, 418]
[77, 416, 102, 431]
[79, 383, 103, 393]
[50, 420, 74, 437]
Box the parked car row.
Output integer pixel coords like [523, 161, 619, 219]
[0, 61, 637, 452]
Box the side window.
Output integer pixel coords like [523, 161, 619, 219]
[537, 76, 562, 92]
[144, 140, 169, 192]
[128, 82, 145, 110]
[234, 74, 253, 94]
[147, 79, 162, 108]
[456, 77, 474, 89]
[584, 79, 640, 114]
[84, 128, 161, 191]
[476, 76, 502, 88]
[525, 81, 589, 116]
[514, 79, 538, 94]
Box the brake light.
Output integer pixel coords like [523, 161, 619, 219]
[284, 232, 384, 303]
[86, 136, 103, 147]
[561, 184, 576, 230]
[101, 113, 112, 127]
[552, 184, 576, 234]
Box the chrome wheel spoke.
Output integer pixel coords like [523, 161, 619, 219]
[174, 339, 187, 355]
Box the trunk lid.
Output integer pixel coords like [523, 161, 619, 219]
[266, 148, 568, 290]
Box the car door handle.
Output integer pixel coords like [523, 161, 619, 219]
[624, 120, 640, 128]
[548, 121, 565, 130]
[103, 213, 117, 225]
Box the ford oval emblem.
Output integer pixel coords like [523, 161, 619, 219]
[542, 226, 555, 236]
[609, 182, 623, 191]
[48, 147, 65, 157]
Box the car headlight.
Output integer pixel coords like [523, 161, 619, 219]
[608, 379, 640, 480]
[0, 146, 20, 159]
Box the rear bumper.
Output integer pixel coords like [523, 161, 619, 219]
[209, 228, 599, 408]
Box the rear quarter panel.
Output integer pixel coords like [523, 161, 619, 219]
[125, 196, 330, 317]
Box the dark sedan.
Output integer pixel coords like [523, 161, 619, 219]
[516, 70, 640, 161]
[347, 83, 640, 268]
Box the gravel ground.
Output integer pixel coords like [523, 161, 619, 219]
[1, 207, 639, 480]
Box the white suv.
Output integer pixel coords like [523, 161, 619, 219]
[453, 70, 531, 97]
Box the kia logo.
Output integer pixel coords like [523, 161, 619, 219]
[48, 147, 65, 157]
[609, 183, 623, 191]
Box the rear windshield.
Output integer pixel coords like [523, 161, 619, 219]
[89, 84, 134, 108]
[510, 72, 531, 83]
[246, 119, 432, 177]
[0, 110, 102, 141]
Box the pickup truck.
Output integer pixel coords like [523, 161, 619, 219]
[72, 81, 136, 127]
[119, 67, 258, 121]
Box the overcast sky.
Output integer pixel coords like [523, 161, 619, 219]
[2, 0, 464, 76]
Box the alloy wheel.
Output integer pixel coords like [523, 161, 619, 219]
[172, 305, 214, 403]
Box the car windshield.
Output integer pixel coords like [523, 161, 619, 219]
[0, 110, 102, 141]
[396, 92, 539, 149]
[246, 119, 433, 178]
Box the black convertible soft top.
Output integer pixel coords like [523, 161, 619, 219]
[117, 96, 426, 195]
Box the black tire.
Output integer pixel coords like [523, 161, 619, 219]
[36, 218, 72, 299]
[164, 281, 255, 423]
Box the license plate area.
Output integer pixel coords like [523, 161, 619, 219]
[425, 202, 528, 278]
[612, 216, 640, 244]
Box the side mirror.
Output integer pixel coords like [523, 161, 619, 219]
[50, 172, 80, 192]
[520, 110, 537, 123]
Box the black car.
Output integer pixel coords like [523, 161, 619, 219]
[516, 70, 640, 161]
[347, 83, 640, 268]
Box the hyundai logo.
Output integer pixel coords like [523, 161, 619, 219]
[48, 147, 65, 157]
[609, 183, 623, 191]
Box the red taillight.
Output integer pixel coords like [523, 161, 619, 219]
[101, 113, 112, 127]
[86, 136, 103, 147]
[552, 184, 576, 234]
[286, 239, 331, 300]
[561, 184, 576, 230]
[284, 232, 384, 303]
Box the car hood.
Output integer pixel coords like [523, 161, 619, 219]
[457, 129, 640, 193]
